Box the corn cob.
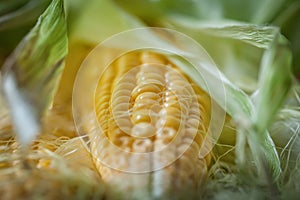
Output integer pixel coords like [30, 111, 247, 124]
[91, 51, 211, 199]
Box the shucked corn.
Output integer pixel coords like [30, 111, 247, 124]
[90, 51, 212, 199]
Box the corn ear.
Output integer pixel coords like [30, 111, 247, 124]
[86, 51, 212, 199]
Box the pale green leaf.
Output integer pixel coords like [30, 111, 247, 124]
[1, 0, 68, 145]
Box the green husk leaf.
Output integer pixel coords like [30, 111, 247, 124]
[1, 0, 68, 146]
[114, 0, 300, 75]
[68, 0, 142, 45]
[0, 0, 51, 31]
[273, 0, 300, 75]
[158, 17, 288, 178]
[113, 0, 287, 24]
[253, 34, 293, 135]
